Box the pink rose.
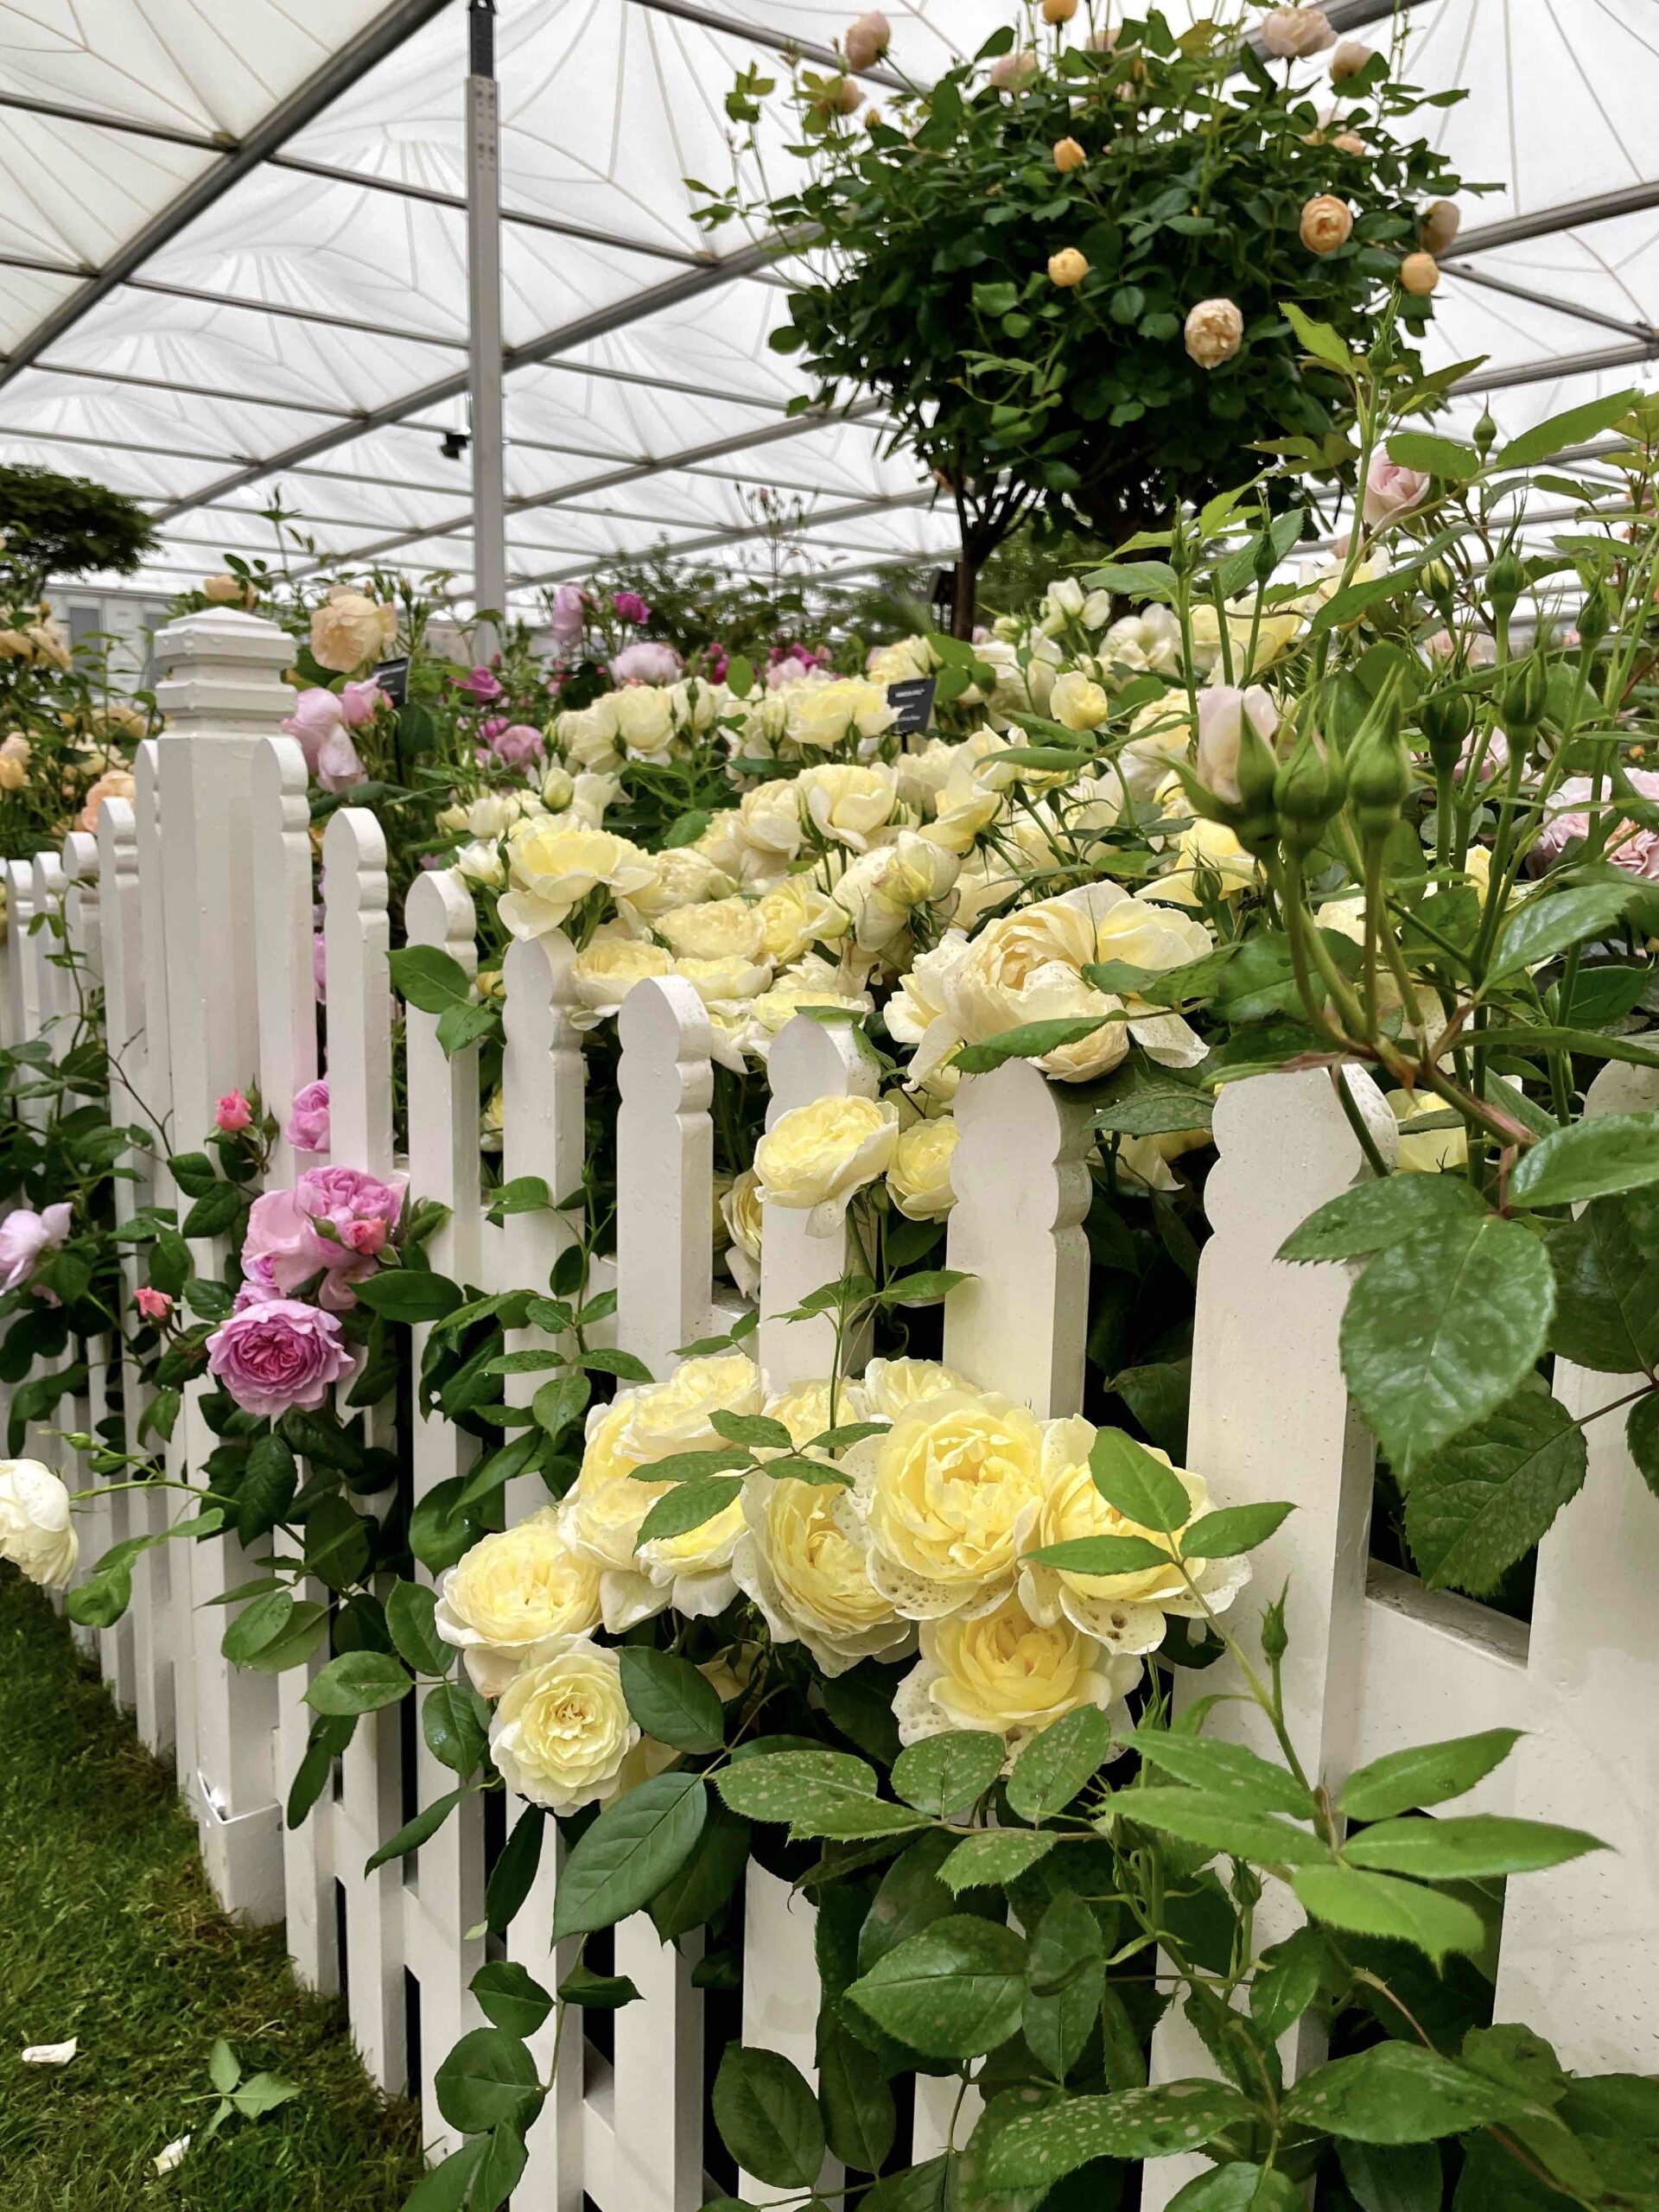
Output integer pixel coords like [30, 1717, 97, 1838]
[0, 1203, 70, 1294]
[207, 1299, 356, 1418]
[1259, 5, 1335, 60]
[281, 689, 365, 793]
[339, 680, 385, 728]
[1533, 772, 1659, 880]
[703, 642, 730, 683]
[243, 1167, 406, 1310]
[313, 931, 327, 1002]
[1363, 454, 1433, 531]
[548, 584, 586, 645]
[285, 1079, 330, 1155]
[613, 591, 651, 626]
[490, 722, 546, 768]
[609, 640, 683, 685]
[135, 1287, 173, 1323]
[1455, 729, 1509, 786]
[215, 1090, 252, 1134]
[1196, 685, 1279, 806]
[459, 667, 505, 705]
[234, 1252, 280, 1311]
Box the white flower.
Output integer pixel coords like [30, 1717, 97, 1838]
[613, 684, 676, 756]
[435, 1510, 602, 1695]
[0, 1460, 76, 1588]
[154, 2136, 192, 2175]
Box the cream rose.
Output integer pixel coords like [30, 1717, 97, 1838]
[754, 1095, 900, 1231]
[0, 1459, 77, 1588]
[941, 892, 1128, 1083]
[658, 897, 767, 967]
[615, 1352, 765, 1465]
[310, 588, 396, 674]
[893, 1589, 1139, 1760]
[621, 845, 734, 924]
[755, 876, 849, 964]
[567, 932, 674, 1026]
[1050, 670, 1110, 732]
[785, 677, 896, 753]
[1019, 1426, 1249, 1652]
[734, 1476, 911, 1677]
[435, 1509, 603, 1694]
[673, 952, 772, 1009]
[1184, 297, 1244, 370]
[798, 763, 899, 853]
[1300, 194, 1354, 255]
[887, 1114, 959, 1220]
[557, 698, 622, 770]
[721, 1167, 764, 1295]
[857, 1357, 965, 1421]
[489, 1641, 640, 1813]
[832, 833, 962, 954]
[850, 1389, 1056, 1619]
[498, 825, 656, 941]
[613, 684, 676, 756]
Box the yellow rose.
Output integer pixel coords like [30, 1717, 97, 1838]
[798, 763, 899, 852]
[747, 975, 870, 1054]
[1152, 812, 1259, 906]
[754, 1094, 900, 1230]
[613, 684, 676, 755]
[202, 573, 256, 608]
[893, 1589, 1138, 1758]
[721, 1167, 764, 1295]
[310, 587, 396, 673]
[737, 779, 806, 865]
[635, 1482, 747, 1617]
[568, 932, 674, 1024]
[887, 1114, 959, 1220]
[489, 1641, 641, 1812]
[784, 677, 896, 753]
[435, 1509, 602, 1694]
[1050, 670, 1110, 732]
[658, 896, 767, 966]
[620, 845, 734, 922]
[831, 833, 962, 955]
[674, 951, 772, 1007]
[923, 766, 1002, 857]
[614, 1353, 765, 1465]
[556, 698, 622, 770]
[856, 1358, 965, 1421]
[498, 826, 655, 941]
[756, 877, 850, 964]
[1388, 1090, 1468, 1174]
[1019, 1425, 1249, 1652]
[942, 893, 1128, 1083]
[734, 1475, 911, 1676]
[852, 1389, 1053, 1618]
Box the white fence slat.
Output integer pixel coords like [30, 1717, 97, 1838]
[740, 1868, 835, 2202]
[321, 804, 406, 2090]
[1494, 1060, 1659, 2068]
[758, 1015, 877, 1393]
[3, 856, 35, 1060]
[251, 736, 320, 1188]
[616, 975, 715, 1385]
[943, 1059, 1092, 1418]
[507, 1816, 584, 2212]
[401, 868, 486, 2143]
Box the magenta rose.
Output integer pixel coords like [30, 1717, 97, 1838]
[207, 1299, 356, 1418]
[285, 1078, 330, 1155]
[613, 590, 651, 626]
[459, 666, 504, 705]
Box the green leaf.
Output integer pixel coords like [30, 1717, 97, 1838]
[1510, 1110, 1659, 1210]
[531, 1371, 590, 1440]
[1278, 1174, 1486, 1263]
[1548, 1189, 1659, 1373]
[628, 1446, 752, 1484]
[1631, 1391, 1659, 1495]
[1282, 2041, 1534, 2142]
[231, 2069, 299, 2119]
[710, 1409, 795, 1450]
[1344, 1814, 1602, 1879]
[423, 1680, 490, 1777]
[471, 2122, 529, 2212]
[1168, 2167, 1302, 2211]
[1084, 559, 1179, 597]
[1281, 299, 1353, 373]
[353, 1270, 462, 1323]
[403, 2139, 486, 2212]
[1025, 1533, 1174, 1575]
[389, 944, 473, 1013]
[305, 1649, 412, 1717]
[1341, 1728, 1522, 1822]
[1179, 1503, 1294, 1559]
[435, 1000, 500, 1056]
[953, 1016, 1109, 1073]
[891, 1731, 1005, 1817]
[168, 1149, 220, 1198]
[287, 1713, 354, 1828]
[845, 1916, 1027, 2060]
[1089, 1427, 1190, 1530]
[1493, 390, 1643, 473]
[636, 1475, 743, 1544]
[486, 1808, 544, 1933]
[233, 1434, 297, 1544]
[1249, 1926, 1327, 2044]
[712, 2047, 824, 2190]
[1092, 1071, 1215, 1139]
[1403, 1380, 1586, 1596]
[556, 1963, 640, 2010]
[209, 2037, 241, 2094]
[550, 1772, 708, 1940]
[1341, 1213, 1555, 1471]
[817, 2014, 896, 2175]
[432, 2025, 542, 2134]
[619, 1647, 725, 1753]
[880, 1267, 974, 1309]
[1337, 2140, 1443, 2212]
[1290, 1865, 1485, 1964]
[1005, 1706, 1115, 1822]
[1385, 431, 1480, 481]
[1024, 1894, 1105, 2082]
[715, 1751, 927, 1843]
[1122, 1729, 1312, 1816]
[988, 2082, 1255, 2190]
[221, 1587, 299, 1666]
[581, 1347, 655, 1382]
[181, 1180, 246, 1238]
[365, 1784, 467, 1872]
[1485, 882, 1633, 986]
[939, 1830, 1055, 1891]
[472, 1961, 553, 2038]
[385, 1580, 450, 1676]
[1119, 1787, 1323, 1864]
[486, 1175, 553, 1223]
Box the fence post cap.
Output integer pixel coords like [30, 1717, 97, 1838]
[151, 607, 296, 736]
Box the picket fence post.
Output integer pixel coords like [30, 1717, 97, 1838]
[759, 1016, 875, 1392]
[152, 607, 294, 1923]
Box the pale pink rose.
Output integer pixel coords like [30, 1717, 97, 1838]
[207, 1299, 356, 1418]
[285, 1079, 330, 1155]
[610, 640, 683, 685]
[312, 931, 327, 1002]
[459, 667, 505, 705]
[77, 767, 136, 835]
[1259, 5, 1335, 59]
[489, 722, 546, 768]
[135, 1287, 173, 1323]
[989, 48, 1039, 89]
[1533, 771, 1659, 879]
[1196, 685, 1279, 805]
[0, 1203, 70, 1293]
[1363, 454, 1433, 531]
[1455, 729, 1509, 785]
[547, 584, 585, 645]
[282, 689, 365, 792]
[243, 1166, 406, 1310]
[234, 1252, 280, 1311]
[215, 1090, 252, 1134]
[339, 680, 385, 728]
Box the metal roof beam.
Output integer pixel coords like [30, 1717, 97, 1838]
[0, 0, 455, 393]
[20, 360, 365, 417]
[625, 0, 910, 89]
[156, 232, 797, 518]
[1455, 182, 1659, 259]
[0, 89, 232, 151]
[515, 481, 938, 585]
[1444, 263, 1658, 344]
[1452, 338, 1659, 397]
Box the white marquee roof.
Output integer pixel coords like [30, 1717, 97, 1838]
[2, 0, 1656, 615]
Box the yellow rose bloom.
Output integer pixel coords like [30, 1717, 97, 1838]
[754, 1094, 900, 1230]
[658, 896, 768, 966]
[489, 1641, 641, 1813]
[498, 825, 655, 942]
[942, 893, 1128, 1083]
[755, 876, 851, 964]
[567, 932, 674, 1024]
[798, 762, 899, 852]
[435, 1509, 602, 1695]
[734, 1474, 911, 1676]
[893, 1589, 1139, 1760]
[887, 1114, 959, 1221]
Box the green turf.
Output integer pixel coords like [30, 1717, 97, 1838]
[0, 1567, 426, 2208]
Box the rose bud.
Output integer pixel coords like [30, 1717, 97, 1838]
[1400, 251, 1440, 296]
[1048, 247, 1089, 288]
[1053, 136, 1087, 173]
[1300, 194, 1354, 255]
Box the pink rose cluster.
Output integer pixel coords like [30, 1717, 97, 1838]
[767, 643, 829, 689]
[282, 682, 382, 793]
[613, 590, 652, 626]
[479, 718, 545, 769]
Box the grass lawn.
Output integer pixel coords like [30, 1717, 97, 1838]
[0, 1568, 426, 2209]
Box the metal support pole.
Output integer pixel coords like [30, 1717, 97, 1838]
[467, 0, 508, 657]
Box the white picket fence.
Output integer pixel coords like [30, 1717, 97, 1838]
[3, 607, 1656, 2204]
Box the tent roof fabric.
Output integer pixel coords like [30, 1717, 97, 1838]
[2, 0, 1656, 611]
